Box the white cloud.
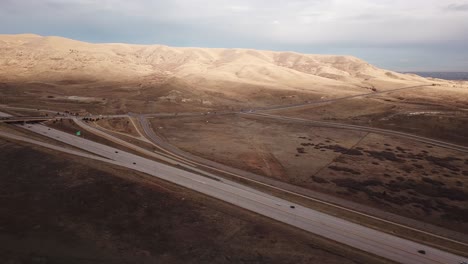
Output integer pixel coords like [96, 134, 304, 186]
[98, 0, 467, 44]
[2, 0, 467, 45]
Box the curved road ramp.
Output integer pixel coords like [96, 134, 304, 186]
[0, 123, 467, 264]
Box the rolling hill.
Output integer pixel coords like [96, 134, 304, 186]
[0, 34, 441, 110]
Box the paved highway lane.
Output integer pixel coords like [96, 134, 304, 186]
[246, 112, 468, 153]
[257, 85, 430, 112]
[3, 124, 464, 264]
[137, 113, 468, 249]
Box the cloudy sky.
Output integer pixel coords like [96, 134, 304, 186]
[1, 0, 468, 71]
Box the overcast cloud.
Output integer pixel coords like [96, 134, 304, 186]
[1, 0, 468, 71]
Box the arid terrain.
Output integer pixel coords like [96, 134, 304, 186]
[150, 114, 468, 233]
[1, 34, 468, 263]
[2, 33, 461, 115]
[273, 86, 468, 145]
[1, 138, 379, 264]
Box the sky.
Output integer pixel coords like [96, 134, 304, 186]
[1, 0, 468, 71]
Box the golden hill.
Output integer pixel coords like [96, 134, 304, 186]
[0, 34, 430, 89]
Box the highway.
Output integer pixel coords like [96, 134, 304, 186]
[244, 112, 468, 153]
[256, 85, 430, 112]
[1, 124, 466, 264]
[136, 114, 468, 248]
[73, 118, 190, 167]
[2, 82, 467, 154]
[2, 108, 467, 153]
[0, 117, 54, 123]
[1, 81, 468, 263]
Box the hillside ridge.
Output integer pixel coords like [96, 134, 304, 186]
[0, 34, 431, 96]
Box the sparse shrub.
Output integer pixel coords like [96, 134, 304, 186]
[365, 150, 404, 163]
[296, 147, 306, 154]
[332, 178, 366, 192]
[441, 207, 468, 222]
[401, 166, 413, 173]
[421, 177, 444, 186]
[346, 149, 363, 156]
[362, 179, 382, 186]
[323, 144, 349, 153]
[425, 156, 460, 171]
[335, 157, 347, 164]
[414, 184, 467, 201]
[396, 146, 406, 152]
[437, 200, 468, 222]
[311, 176, 329, 184]
[329, 166, 361, 175]
[385, 180, 416, 192]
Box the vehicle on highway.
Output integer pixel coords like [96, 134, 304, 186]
[3, 121, 466, 264]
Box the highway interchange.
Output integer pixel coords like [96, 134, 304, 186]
[0, 122, 466, 264]
[1, 84, 468, 263]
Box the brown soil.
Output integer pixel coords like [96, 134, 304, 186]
[0, 80, 214, 115]
[0, 139, 387, 264]
[151, 114, 365, 182]
[274, 90, 468, 146]
[95, 117, 140, 138]
[151, 114, 468, 234]
[312, 133, 468, 233]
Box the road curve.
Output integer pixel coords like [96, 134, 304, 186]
[72, 118, 192, 167]
[137, 114, 468, 247]
[245, 112, 468, 153]
[257, 85, 430, 112]
[2, 126, 466, 264]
